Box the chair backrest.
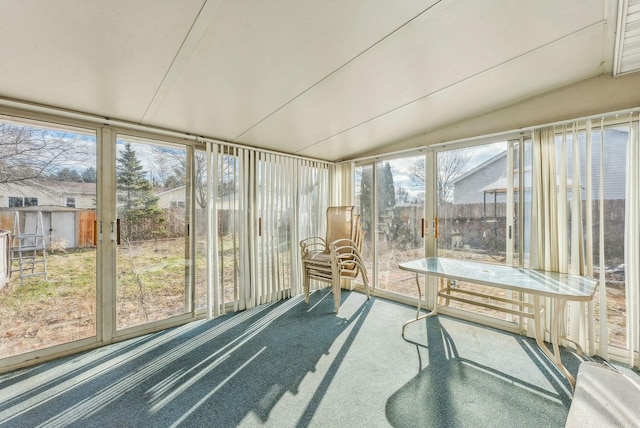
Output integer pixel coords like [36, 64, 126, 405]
[325, 206, 355, 253]
[352, 215, 364, 250]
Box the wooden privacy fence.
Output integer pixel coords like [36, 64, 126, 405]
[393, 200, 625, 259]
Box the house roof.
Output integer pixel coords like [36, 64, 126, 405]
[453, 151, 507, 184]
[34, 180, 96, 195]
[0, 1, 636, 162]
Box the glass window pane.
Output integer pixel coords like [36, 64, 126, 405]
[437, 142, 522, 321]
[371, 156, 425, 299]
[0, 117, 97, 359]
[115, 136, 189, 329]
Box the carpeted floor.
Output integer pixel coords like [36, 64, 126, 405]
[0, 289, 583, 427]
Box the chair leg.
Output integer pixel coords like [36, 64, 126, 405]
[362, 272, 371, 300]
[333, 278, 341, 313]
[357, 261, 371, 300]
[303, 268, 310, 304]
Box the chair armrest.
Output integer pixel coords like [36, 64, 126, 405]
[300, 237, 327, 256]
[328, 238, 358, 252]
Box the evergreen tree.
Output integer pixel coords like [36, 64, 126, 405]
[378, 162, 396, 209]
[116, 142, 165, 240]
[359, 167, 373, 231]
[358, 164, 397, 233]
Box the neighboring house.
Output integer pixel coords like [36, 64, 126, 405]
[156, 186, 186, 209]
[0, 180, 97, 249]
[453, 128, 629, 205]
[0, 179, 96, 209]
[453, 152, 507, 205]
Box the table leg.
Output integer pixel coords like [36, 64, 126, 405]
[402, 272, 438, 338]
[532, 295, 576, 389]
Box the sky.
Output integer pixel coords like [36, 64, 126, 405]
[366, 141, 508, 202]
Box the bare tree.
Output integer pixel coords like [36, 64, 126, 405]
[0, 123, 93, 185]
[151, 147, 175, 190]
[194, 152, 207, 209]
[408, 150, 471, 205]
[167, 150, 237, 209]
[196, 152, 237, 209]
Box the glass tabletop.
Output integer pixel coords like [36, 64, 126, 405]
[399, 257, 597, 300]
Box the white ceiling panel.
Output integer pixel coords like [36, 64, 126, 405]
[0, 1, 205, 120]
[297, 23, 608, 160]
[0, 0, 622, 161]
[238, 0, 607, 156]
[147, 0, 435, 143]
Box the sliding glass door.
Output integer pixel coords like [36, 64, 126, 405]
[0, 116, 97, 359]
[356, 156, 426, 299]
[434, 141, 523, 321]
[115, 135, 191, 330]
[0, 113, 333, 369]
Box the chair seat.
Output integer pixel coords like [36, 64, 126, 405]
[304, 252, 331, 263]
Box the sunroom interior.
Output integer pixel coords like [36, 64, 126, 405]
[1, 0, 640, 425]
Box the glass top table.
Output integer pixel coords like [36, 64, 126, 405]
[399, 257, 597, 301]
[399, 257, 598, 389]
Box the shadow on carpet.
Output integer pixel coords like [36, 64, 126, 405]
[386, 317, 571, 428]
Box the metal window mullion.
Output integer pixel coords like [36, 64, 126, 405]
[585, 120, 595, 353]
[212, 143, 221, 317]
[205, 142, 214, 318]
[598, 119, 608, 358]
[232, 148, 239, 309]
[239, 148, 251, 310]
[505, 141, 515, 321]
[265, 154, 273, 302]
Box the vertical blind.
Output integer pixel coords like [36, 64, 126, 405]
[206, 143, 330, 317]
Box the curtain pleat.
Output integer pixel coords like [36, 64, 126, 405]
[205, 148, 329, 314]
[569, 122, 586, 349]
[530, 127, 559, 342]
[625, 113, 640, 368]
[558, 126, 568, 272]
[531, 127, 559, 272]
[331, 162, 355, 205]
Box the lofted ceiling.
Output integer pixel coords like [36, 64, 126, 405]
[0, 0, 624, 161]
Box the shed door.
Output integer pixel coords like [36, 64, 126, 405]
[51, 212, 76, 249]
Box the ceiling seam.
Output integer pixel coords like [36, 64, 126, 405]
[141, 0, 226, 124]
[232, 0, 444, 142]
[294, 19, 608, 156]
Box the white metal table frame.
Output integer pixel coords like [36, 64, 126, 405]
[399, 257, 598, 388]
